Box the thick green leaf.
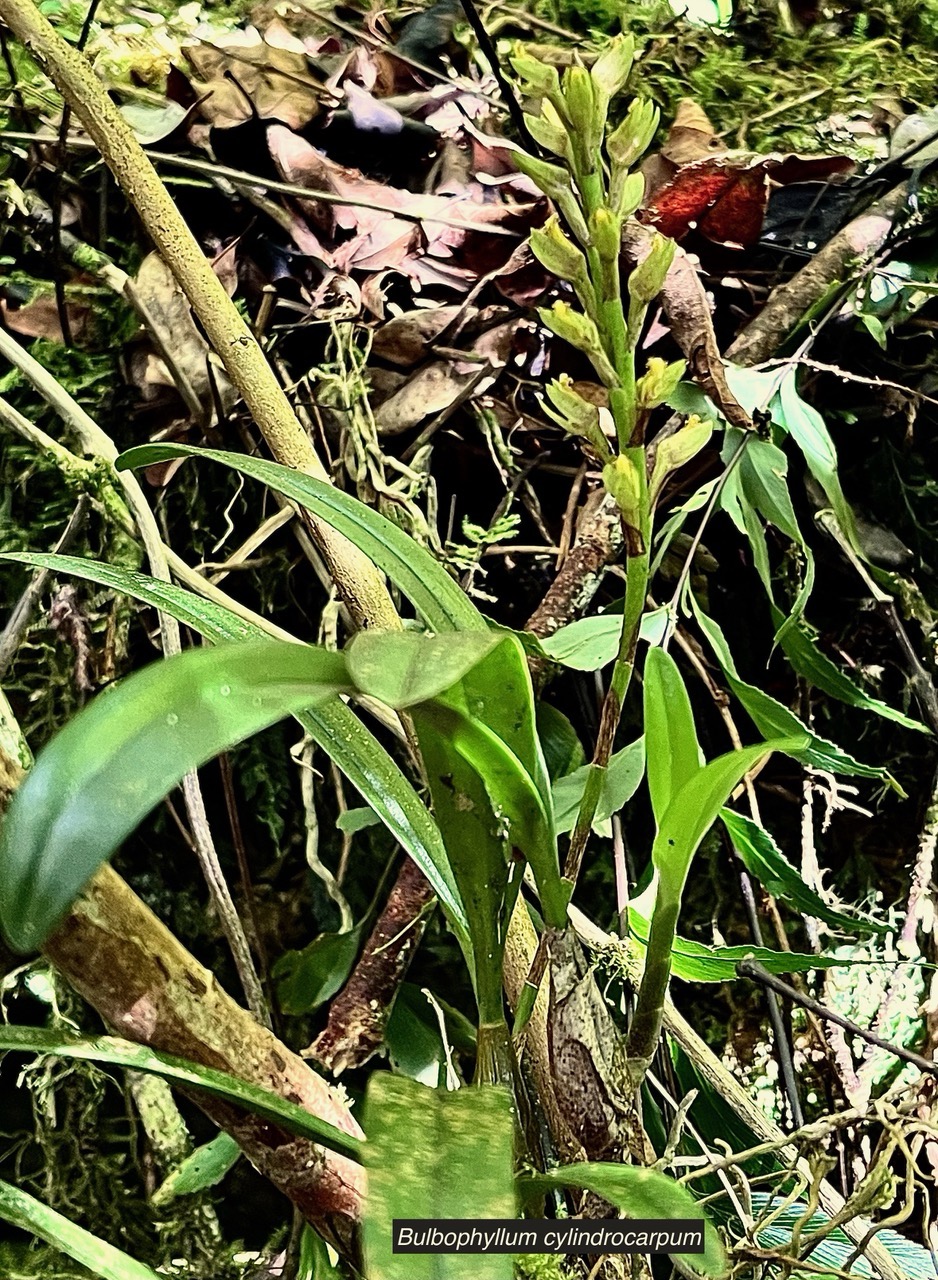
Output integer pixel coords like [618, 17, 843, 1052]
[0, 1026, 362, 1155]
[644, 647, 701, 825]
[721, 809, 886, 935]
[363, 1074, 515, 1280]
[274, 925, 365, 1015]
[654, 739, 806, 907]
[354, 630, 567, 933]
[116, 445, 485, 633]
[346, 630, 503, 708]
[538, 608, 668, 671]
[414, 715, 514, 1021]
[0, 639, 350, 953]
[552, 737, 646, 835]
[1, 553, 468, 946]
[0, 1179, 162, 1280]
[691, 598, 894, 784]
[521, 1165, 725, 1276]
[536, 703, 585, 781]
[151, 1132, 241, 1205]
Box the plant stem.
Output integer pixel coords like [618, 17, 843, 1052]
[623, 899, 679, 1088]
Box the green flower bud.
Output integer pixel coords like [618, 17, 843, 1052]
[562, 64, 601, 149]
[603, 453, 642, 524]
[649, 415, 713, 502]
[591, 34, 635, 105]
[628, 232, 675, 306]
[546, 375, 598, 430]
[540, 299, 600, 350]
[589, 206, 622, 263]
[530, 216, 588, 284]
[510, 49, 561, 98]
[539, 301, 619, 386]
[636, 357, 686, 410]
[541, 376, 613, 461]
[610, 169, 645, 221]
[607, 98, 660, 172]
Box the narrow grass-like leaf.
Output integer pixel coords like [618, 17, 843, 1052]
[151, 1132, 241, 1205]
[626, 904, 844, 982]
[363, 1074, 515, 1280]
[644, 647, 701, 825]
[0, 1179, 162, 1280]
[521, 1165, 725, 1276]
[116, 445, 485, 633]
[0, 639, 350, 952]
[771, 605, 929, 734]
[721, 808, 886, 934]
[1, 553, 468, 944]
[691, 597, 895, 784]
[0, 1026, 362, 1155]
[776, 371, 863, 558]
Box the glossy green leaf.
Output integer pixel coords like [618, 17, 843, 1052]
[0, 1026, 363, 1155]
[0, 639, 349, 953]
[644, 646, 701, 825]
[151, 1132, 241, 1206]
[521, 1165, 725, 1276]
[721, 808, 886, 934]
[552, 737, 645, 835]
[116, 445, 485, 633]
[414, 715, 515, 1022]
[352, 629, 566, 930]
[539, 608, 668, 671]
[654, 739, 805, 907]
[363, 1074, 515, 1280]
[274, 925, 365, 1015]
[1, 552, 468, 946]
[0, 1179, 162, 1280]
[346, 630, 503, 708]
[536, 703, 585, 781]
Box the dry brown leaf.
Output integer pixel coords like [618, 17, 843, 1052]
[372, 304, 473, 365]
[1, 296, 90, 344]
[132, 252, 235, 416]
[186, 22, 322, 128]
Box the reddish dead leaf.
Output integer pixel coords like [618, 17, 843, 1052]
[643, 154, 854, 249]
[641, 98, 854, 249]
